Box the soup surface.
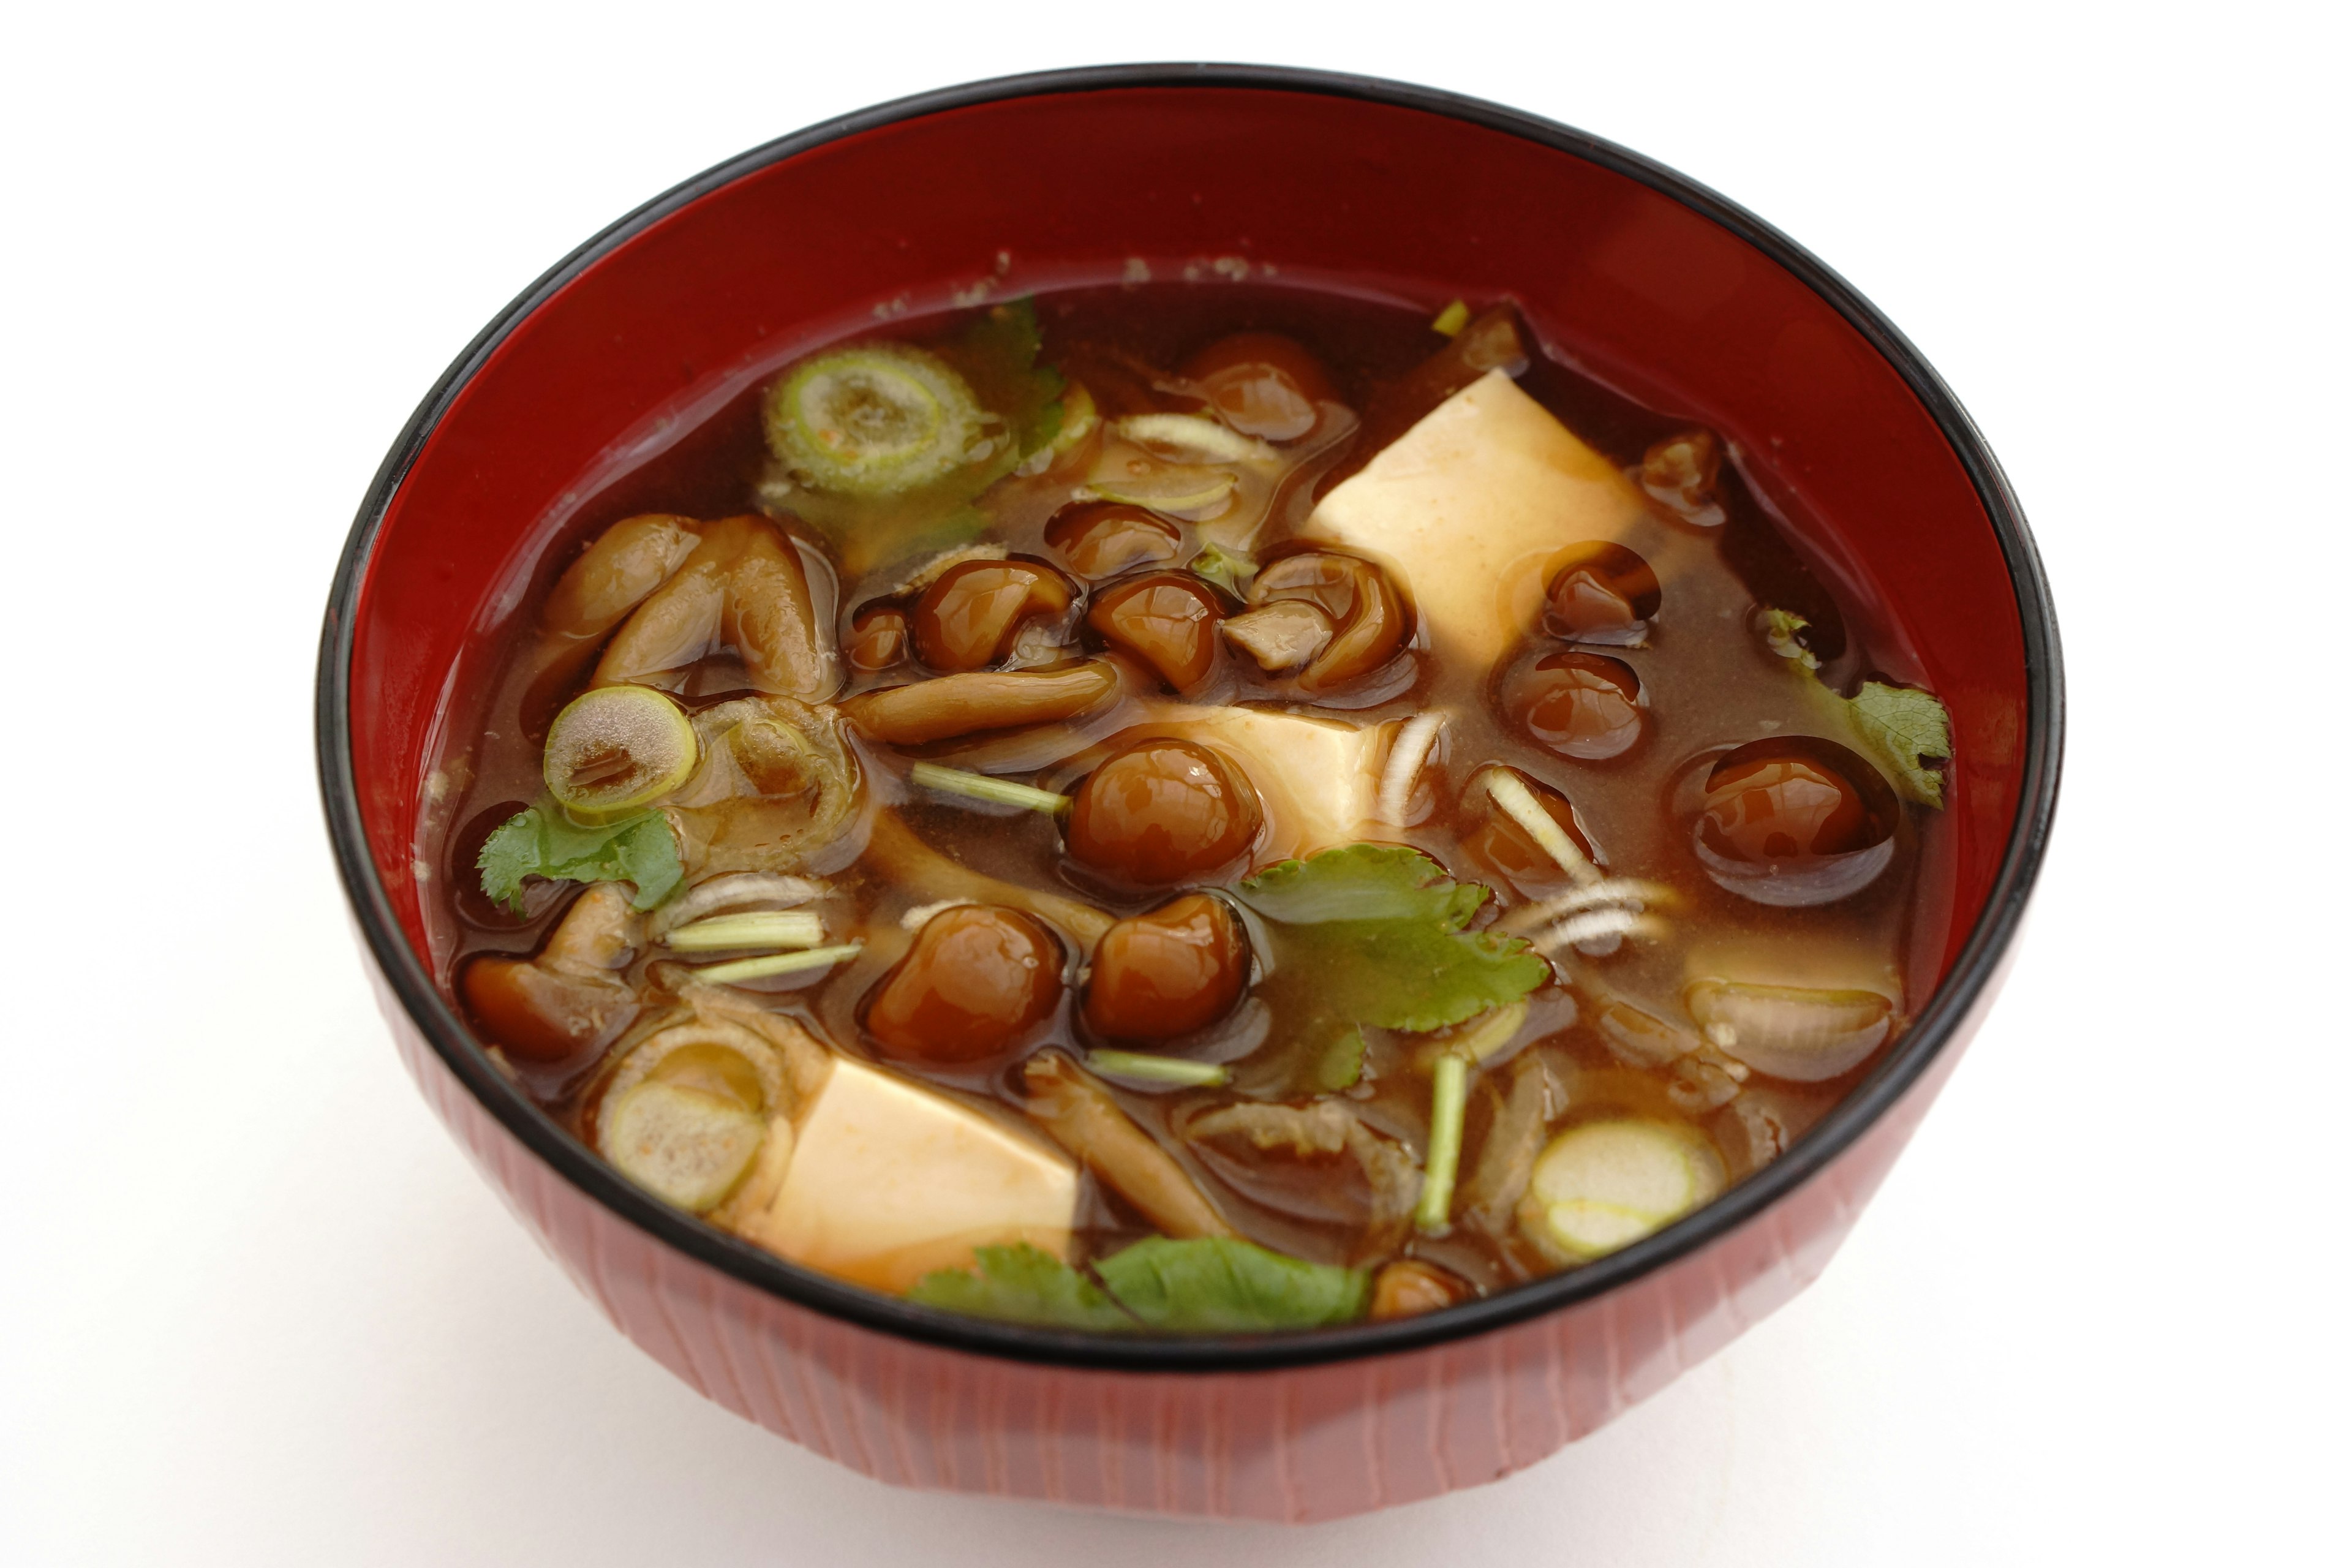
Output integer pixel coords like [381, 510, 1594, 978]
[424, 284, 1956, 1333]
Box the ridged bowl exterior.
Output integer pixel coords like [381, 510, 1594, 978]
[320, 67, 2060, 1523]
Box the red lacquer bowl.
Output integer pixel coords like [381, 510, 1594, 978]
[316, 66, 2062, 1521]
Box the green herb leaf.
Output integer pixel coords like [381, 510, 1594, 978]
[1095, 1237, 1369, 1333]
[905, 1237, 1370, 1334]
[937, 296, 1066, 459]
[476, 813, 543, 914]
[475, 806, 683, 914]
[1030, 395, 1067, 455]
[1762, 610, 1953, 807]
[1315, 1027, 1368, 1091]
[1236, 844, 1550, 1035]
[905, 1243, 1133, 1331]
[1847, 681, 1954, 808]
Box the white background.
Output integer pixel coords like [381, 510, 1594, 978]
[2, 2, 2343, 1562]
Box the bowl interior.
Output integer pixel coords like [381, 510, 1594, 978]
[330, 74, 2045, 1352]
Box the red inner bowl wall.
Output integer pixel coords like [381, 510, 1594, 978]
[349, 86, 2028, 981]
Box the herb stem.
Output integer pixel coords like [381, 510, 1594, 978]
[1417, 1052, 1469, 1234]
[662, 910, 825, 952]
[909, 763, 1069, 816]
[1086, 1050, 1231, 1088]
[691, 943, 863, 987]
[1449, 999, 1530, 1065]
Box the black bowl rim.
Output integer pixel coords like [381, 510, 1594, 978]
[315, 62, 2064, 1374]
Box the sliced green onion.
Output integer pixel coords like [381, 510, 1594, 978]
[908, 763, 1069, 816]
[1479, 767, 1602, 887]
[1086, 1050, 1231, 1088]
[663, 910, 826, 952]
[600, 1080, 768, 1213]
[1376, 711, 1448, 824]
[1088, 467, 1238, 518]
[766, 344, 983, 497]
[691, 943, 864, 987]
[543, 685, 699, 818]
[1415, 1053, 1469, 1232]
[1430, 299, 1470, 337]
[1522, 1120, 1726, 1262]
[1113, 413, 1272, 464]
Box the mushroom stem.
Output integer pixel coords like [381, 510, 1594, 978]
[1022, 1053, 1236, 1240]
[863, 810, 1115, 949]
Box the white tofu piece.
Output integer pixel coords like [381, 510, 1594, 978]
[1131, 703, 1389, 861]
[741, 1055, 1077, 1292]
[1303, 369, 1650, 668]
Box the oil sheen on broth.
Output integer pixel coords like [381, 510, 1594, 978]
[424, 285, 1956, 1334]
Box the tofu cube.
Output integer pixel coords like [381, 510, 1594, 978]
[1303, 369, 1649, 668]
[741, 1055, 1077, 1293]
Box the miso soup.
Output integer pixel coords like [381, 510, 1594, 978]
[423, 283, 1956, 1334]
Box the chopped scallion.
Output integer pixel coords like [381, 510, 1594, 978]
[1376, 711, 1448, 824]
[1534, 907, 1664, 953]
[1088, 469, 1239, 518]
[663, 910, 826, 952]
[1430, 299, 1471, 337]
[908, 763, 1070, 815]
[1480, 767, 1602, 887]
[691, 943, 863, 987]
[1113, 413, 1272, 464]
[1085, 1050, 1231, 1088]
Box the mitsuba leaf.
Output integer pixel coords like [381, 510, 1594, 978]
[1236, 844, 1550, 1035]
[1762, 609, 1953, 807]
[1315, 1027, 1368, 1091]
[938, 296, 1066, 458]
[475, 813, 543, 914]
[1095, 1237, 1369, 1333]
[905, 1238, 1370, 1334]
[1847, 682, 1954, 809]
[905, 1244, 1132, 1331]
[476, 806, 683, 914]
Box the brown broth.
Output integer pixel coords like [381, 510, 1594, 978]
[421, 283, 1956, 1313]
